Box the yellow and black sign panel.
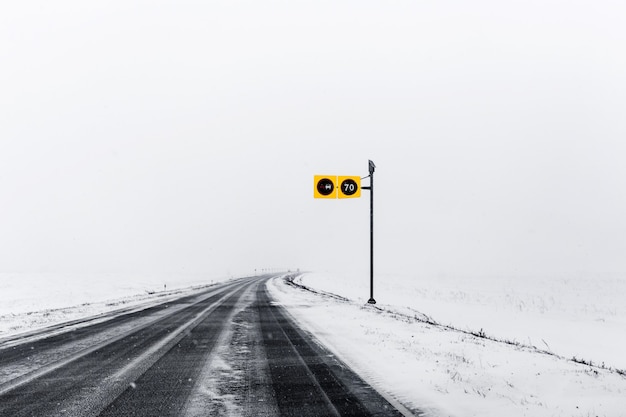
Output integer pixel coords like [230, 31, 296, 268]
[314, 175, 337, 198]
[338, 176, 361, 198]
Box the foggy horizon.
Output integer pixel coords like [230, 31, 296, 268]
[2, 1, 626, 281]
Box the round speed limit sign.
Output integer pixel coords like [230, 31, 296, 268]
[341, 179, 358, 196]
[338, 176, 361, 198]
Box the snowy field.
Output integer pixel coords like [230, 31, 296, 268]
[0, 273, 228, 337]
[268, 272, 626, 416]
[1, 272, 625, 416]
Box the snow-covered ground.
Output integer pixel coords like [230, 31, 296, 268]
[2, 271, 625, 416]
[0, 273, 228, 337]
[267, 272, 626, 417]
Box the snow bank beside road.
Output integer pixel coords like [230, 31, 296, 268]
[0, 273, 227, 337]
[298, 272, 626, 372]
[268, 273, 626, 416]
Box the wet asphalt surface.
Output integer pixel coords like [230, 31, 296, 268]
[0, 275, 412, 416]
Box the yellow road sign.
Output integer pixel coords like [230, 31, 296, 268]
[314, 175, 361, 199]
[338, 176, 361, 198]
[314, 175, 337, 198]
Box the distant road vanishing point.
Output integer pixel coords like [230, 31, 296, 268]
[0, 274, 417, 416]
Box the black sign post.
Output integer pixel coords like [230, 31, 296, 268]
[362, 160, 376, 304]
[313, 163, 375, 304]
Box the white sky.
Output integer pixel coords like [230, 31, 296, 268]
[1, 1, 625, 279]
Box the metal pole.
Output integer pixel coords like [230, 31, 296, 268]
[367, 160, 376, 304]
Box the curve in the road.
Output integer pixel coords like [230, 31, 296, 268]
[0, 275, 418, 417]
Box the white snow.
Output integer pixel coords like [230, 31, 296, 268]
[0, 273, 228, 337]
[267, 272, 626, 417]
[2, 271, 625, 416]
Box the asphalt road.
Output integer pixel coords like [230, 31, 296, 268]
[0, 275, 413, 416]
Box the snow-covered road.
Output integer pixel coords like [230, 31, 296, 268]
[1, 271, 625, 416]
[0, 274, 412, 416]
